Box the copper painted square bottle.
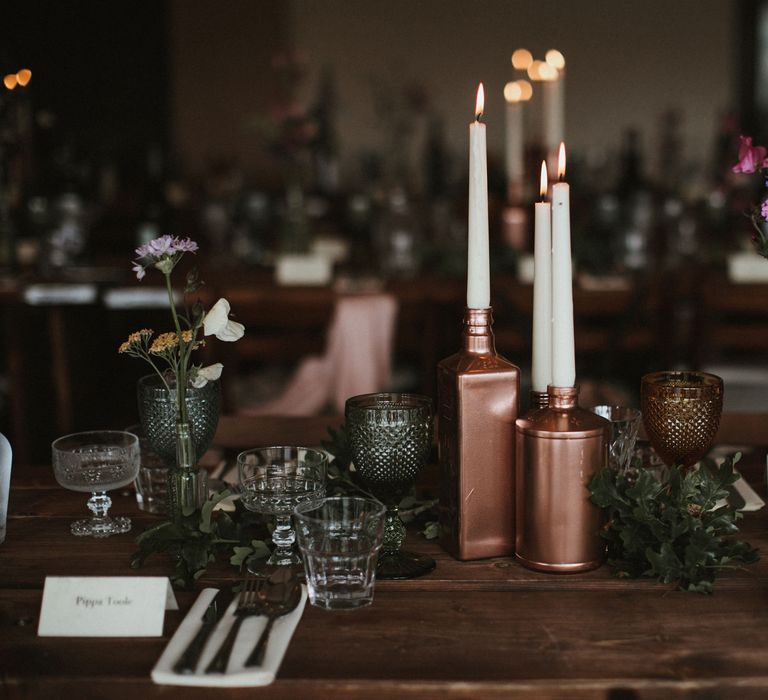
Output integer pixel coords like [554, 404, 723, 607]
[437, 307, 520, 560]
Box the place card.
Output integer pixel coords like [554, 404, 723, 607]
[37, 576, 178, 637]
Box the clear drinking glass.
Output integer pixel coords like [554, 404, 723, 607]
[238, 446, 327, 572]
[345, 392, 434, 580]
[295, 496, 387, 610]
[126, 424, 168, 514]
[588, 405, 642, 473]
[52, 430, 140, 537]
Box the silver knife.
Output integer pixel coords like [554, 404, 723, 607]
[173, 589, 233, 675]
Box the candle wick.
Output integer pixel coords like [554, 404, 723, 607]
[475, 114, 482, 123]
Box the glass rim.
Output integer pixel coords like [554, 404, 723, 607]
[640, 370, 725, 402]
[293, 495, 387, 522]
[52, 430, 139, 451]
[138, 373, 220, 393]
[641, 371, 723, 389]
[345, 392, 432, 411]
[588, 405, 642, 420]
[236, 445, 329, 465]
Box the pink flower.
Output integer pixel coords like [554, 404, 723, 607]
[133, 236, 198, 279]
[135, 235, 198, 260]
[761, 200, 768, 221]
[732, 135, 768, 174]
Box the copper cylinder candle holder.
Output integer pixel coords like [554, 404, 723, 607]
[437, 307, 520, 560]
[515, 385, 609, 572]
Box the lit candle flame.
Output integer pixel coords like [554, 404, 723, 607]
[16, 69, 31, 86]
[503, 81, 522, 103]
[540, 161, 548, 200]
[475, 83, 484, 119]
[511, 48, 533, 70]
[517, 80, 533, 101]
[527, 60, 545, 81]
[539, 63, 557, 81]
[558, 142, 566, 180]
[545, 49, 566, 70]
[3, 74, 17, 90]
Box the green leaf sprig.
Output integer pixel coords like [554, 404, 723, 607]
[131, 489, 270, 589]
[589, 452, 759, 593]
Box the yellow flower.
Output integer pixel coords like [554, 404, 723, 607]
[149, 332, 180, 354]
[118, 328, 153, 353]
[148, 330, 203, 354]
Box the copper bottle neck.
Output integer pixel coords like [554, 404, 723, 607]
[462, 307, 496, 355]
[547, 385, 579, 410]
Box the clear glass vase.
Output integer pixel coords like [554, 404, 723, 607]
[137, 374, 221, 465]
[137, 375, 220, 519]
[166, 421, 208, 520]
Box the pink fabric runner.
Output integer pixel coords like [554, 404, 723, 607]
[243, 294, 397, 416]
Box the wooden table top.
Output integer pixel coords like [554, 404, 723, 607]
[4, 413, 768, 699]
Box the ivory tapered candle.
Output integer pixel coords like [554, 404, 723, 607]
[543, 50, 566, 173]
[467, 83, 490, 309]
[532, 161, 552, 393]
[504, 82, 524, 194]
[551, 142, 575, 387]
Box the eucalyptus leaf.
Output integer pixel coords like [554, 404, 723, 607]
[200, 489, 231, 533]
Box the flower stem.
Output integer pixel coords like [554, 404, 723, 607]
[164, 272, 188, 424]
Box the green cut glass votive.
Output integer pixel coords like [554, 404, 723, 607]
[137, 374, 221, 466]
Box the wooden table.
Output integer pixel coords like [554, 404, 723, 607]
[3, 413, 768, 699]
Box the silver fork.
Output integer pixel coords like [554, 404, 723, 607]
[244, 576, 302, 667]
[205, 576, 262, 674]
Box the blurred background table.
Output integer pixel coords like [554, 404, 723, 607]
[5, 263, 764, 465]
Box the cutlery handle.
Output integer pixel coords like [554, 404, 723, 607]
[245, 617, 275, 668]
[206, 616, 244, 674]
[173, 619, 215, 674]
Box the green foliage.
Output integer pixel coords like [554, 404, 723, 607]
[131, 489, 270, 589]
[321, 425, 354, 480]
[589, 453, 759, 593]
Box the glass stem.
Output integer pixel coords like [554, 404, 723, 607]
[87, 491, 112, 522]
[382, 506, 406, 553]
[271, 515, 295, 561]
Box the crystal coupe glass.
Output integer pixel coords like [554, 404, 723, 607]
[52, 430, 140, 537]
[640, 371, 723, 469]
[345, 392, 435, 580]
[238, 446, 327, 572]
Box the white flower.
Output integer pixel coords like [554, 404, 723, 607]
[191, 363, 223, 388]
[203, 298, 245, 342]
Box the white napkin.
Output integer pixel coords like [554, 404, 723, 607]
[151, 586, 307, 687]
[732, 473, 765, 512]
[707, 446, 765, 512]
